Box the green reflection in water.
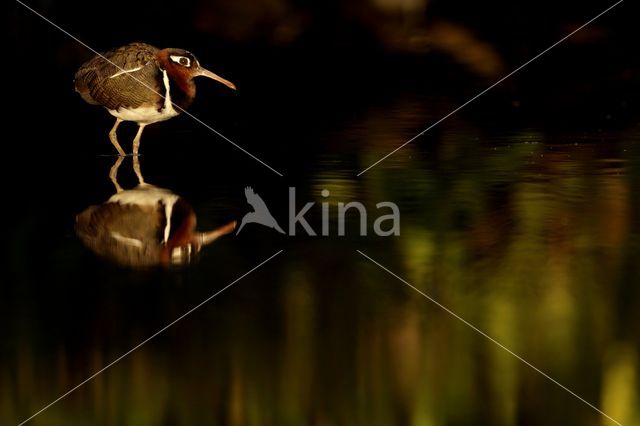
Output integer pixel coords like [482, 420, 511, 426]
[3, 107, 639, 426]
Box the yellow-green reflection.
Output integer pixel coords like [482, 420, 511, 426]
[4, 110, 639, 426]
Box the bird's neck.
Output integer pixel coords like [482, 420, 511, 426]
[166, 68, 196, 110]
[157, 53, 196, 110]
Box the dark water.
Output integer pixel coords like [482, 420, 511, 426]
[4, 17, 640, 426]
[5, 96, 639, 425]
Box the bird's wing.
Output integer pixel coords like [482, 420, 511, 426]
[244, 187, 271, 212]
[76, 202, 161, 241]
[244, 186, 255, 199]
[75, 202, 164, 267]
[74, 43, 164, 110]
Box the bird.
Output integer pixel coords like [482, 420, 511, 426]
[74, 42, 236, 156]
[237, 187, 285, 234]
[76, 157, 236, 267]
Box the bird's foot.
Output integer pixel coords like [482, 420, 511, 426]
[97, 153, 127, 157]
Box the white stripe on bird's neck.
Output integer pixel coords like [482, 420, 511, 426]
[160, 69, 175, 113]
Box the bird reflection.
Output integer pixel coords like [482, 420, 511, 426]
[76, 156, 236, 267]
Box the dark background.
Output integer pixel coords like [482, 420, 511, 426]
[6, 0, 638, 232]
[6, 0, 638, 239]
[8, 0, 638, 164]
[5, 1, 639, 425]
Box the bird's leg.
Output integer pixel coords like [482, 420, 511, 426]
[109, 156, 125, 193]
[132, 124, 146, 185]
[108, 118, 125, 156]
[132, 123, 146, 157]
[133, 154, 145, 185]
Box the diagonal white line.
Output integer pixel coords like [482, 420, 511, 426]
[14, 0, 283, 177]
[356, 249, 623, 426]
[357, 0, 624, 176]
[18, 250, 284, 426]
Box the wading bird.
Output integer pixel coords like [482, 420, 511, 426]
[76, 156, 236, 267]
[74, 42, 236, 156]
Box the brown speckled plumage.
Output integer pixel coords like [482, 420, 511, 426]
[75, 185, 236, 267]
[74, 43, 164, 111]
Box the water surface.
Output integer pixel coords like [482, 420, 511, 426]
[3, 62, 639, 426]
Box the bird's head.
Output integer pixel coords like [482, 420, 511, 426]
[158, 48, 236, 93]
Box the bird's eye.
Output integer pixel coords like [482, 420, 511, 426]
[170, 55, 191, 67]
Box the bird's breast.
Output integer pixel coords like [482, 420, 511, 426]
[107, 69, 180, 124]
[107, 104, 179, 124]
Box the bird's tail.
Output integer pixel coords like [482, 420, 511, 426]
[273, 222, 285, 234]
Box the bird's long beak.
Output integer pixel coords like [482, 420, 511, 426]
[196, 220, 237, 247]
[197, 68, 237, 90]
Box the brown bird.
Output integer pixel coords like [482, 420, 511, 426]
[74, 42, 236, 156]
[76, 187, 237, 267]
[76, 157, 236, 267]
